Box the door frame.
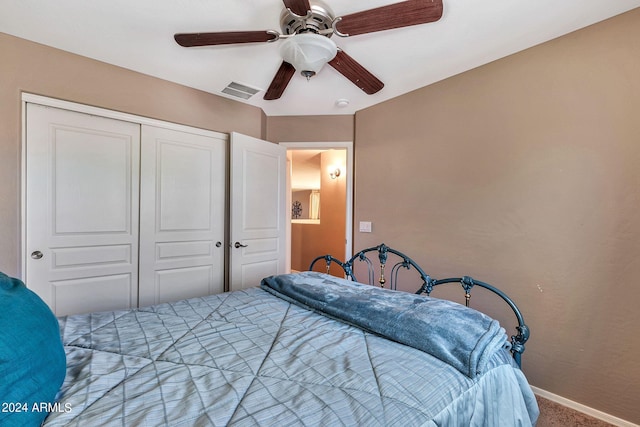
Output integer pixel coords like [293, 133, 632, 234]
[279, 141, 354, 271]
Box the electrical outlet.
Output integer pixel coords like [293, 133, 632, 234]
[359, 221, 372, 233]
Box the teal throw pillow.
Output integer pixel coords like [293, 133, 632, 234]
[0, 272, 66, 426]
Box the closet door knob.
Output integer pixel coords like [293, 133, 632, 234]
[31, 250, 43, 260]
[234, 242, 248, 249]
[215, 241, 222, 248]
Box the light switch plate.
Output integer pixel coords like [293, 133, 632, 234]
[359, 221, 372, 233]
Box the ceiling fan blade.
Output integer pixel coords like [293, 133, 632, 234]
[328, 50, 384, 95]
[334, 0, 443, 37]
[174, 31, 277, 47]
[282, 0, 311, 16]
[264, 61, 296, 100]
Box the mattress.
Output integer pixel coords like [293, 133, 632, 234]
[44, 273, 539, 426]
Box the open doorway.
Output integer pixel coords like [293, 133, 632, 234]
[280, 142, 353, 273]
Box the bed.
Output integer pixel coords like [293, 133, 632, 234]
[1, 246, 539, 426]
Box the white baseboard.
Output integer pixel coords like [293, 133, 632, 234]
[531, 386, 638, 427]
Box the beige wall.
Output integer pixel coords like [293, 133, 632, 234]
[0, 33, 265, 276]
[354, 9, 640, 424]
[265, 115, 354, 143]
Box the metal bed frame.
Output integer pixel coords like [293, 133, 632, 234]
[309, 243, 530, 367]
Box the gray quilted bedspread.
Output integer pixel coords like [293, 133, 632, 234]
[44, 274, 539, 426]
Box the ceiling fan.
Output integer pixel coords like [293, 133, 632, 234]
[174, 0, 443, 100]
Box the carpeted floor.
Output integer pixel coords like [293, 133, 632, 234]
[535, 396, 616, 427]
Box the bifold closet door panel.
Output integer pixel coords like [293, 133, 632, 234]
[138, 125, 226, 306]
[25, 103, 141, 316]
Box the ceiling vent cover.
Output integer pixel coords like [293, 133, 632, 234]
[222, 82, 261, 100]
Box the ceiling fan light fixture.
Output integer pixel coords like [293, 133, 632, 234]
[279, 33, 337, 80]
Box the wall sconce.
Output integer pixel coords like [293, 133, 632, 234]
[329, 168, 341, 179]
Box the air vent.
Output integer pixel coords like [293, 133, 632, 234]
[222, 82, 261, 100]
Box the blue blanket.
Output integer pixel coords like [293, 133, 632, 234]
[261, 272, 509, 378]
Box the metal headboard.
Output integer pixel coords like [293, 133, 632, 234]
[308, 243, 530, 367]
[309, 243, 431, 291]
[416, 276, 530, 368]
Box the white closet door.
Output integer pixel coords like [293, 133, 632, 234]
[229, 132, 287, 290]
[25, 103, 140, 316]
[138, 125, 226, 306]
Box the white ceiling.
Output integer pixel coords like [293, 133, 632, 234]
[2, 0, 639, 116]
